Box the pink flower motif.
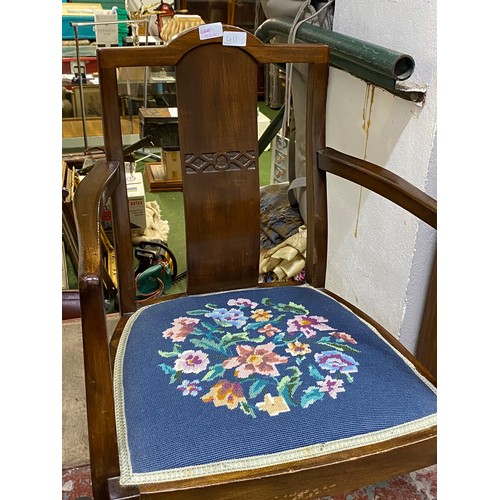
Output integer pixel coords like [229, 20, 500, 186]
[330, 331, 357, 344]
[287, 315, 332, 338]
[163, 317, 200, 342]
[174, 350, 210, 374]
[227, 298, 258, 309]
[223, 342, 288, 378]
[317, 376, 346, 399]
[287, 315, 333, 338]
[258, 324, 282, 337]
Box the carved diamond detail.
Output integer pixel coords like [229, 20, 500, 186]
[185, 150, 256, 174]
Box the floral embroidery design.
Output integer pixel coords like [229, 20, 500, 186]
[223, 343, 288, 378]
[158, 296, 360, 417]
[177, 379, 202, 396]
[201, 380, 247, 410]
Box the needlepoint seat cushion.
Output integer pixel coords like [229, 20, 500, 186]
[114, 285, 437, 486]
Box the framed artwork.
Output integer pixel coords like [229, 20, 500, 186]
[73, 85, 102, 117]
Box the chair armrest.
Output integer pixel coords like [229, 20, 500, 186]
[73, 159, 120, 281]
[317, 147, 437, 377]
[317, 148, 436, 228]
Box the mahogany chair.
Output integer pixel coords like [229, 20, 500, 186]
[73, 25, 437, 500]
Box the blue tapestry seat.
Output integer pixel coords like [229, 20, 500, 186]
[114, 285, 437, 486]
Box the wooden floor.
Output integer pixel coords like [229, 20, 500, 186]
[62, 117, 140, 138]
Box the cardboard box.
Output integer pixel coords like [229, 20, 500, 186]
[161, 150, 181, 181]
[126, 171, 147, 234]
[94, 10, 118, 46]
[101, 171, 146, 235]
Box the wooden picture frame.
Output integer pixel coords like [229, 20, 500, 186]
[73, 85, 102, 117]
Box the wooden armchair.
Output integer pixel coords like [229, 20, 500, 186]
[73, 25, 436, 500]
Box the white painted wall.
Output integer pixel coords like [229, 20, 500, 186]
[324, 0, 437, 351]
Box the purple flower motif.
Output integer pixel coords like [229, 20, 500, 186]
[317, 376, 346, 399]
[227, 298, 258, 309]
[205, 307, 247, 328]
[177, 379, 202, 396]
[287, 315, 334, 338]
[314, 350, 359, 374]
[174, 350, 210, 374]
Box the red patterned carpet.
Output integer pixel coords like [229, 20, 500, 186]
[62, 464, 437, 499]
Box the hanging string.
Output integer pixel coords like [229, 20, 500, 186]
[281, 0, 335, 138]
[281, 1, 312, 138]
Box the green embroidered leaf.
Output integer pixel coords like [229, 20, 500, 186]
[158, 350, 179, 358]
[276, 375, 291, 395]
[249, 379, 268, 399]
[318, 340, 360, 354]
[261, 297, 274, 307]
[335, 343, 361, 354]
[268, 314, 286, 324]
[345, 373, 355, 383]
[170, 371, 182, 384]
[286, 366, 302, 378]
[288, 380, 302, 398]
[190, 337, 226, 354]
[220, 332, 250, 346]
[277, 367, 302, 403]
[159, 363, 176, 375]
[275, 301, 309, 315]
[186, 309, 210, 316]
[274, 332, 285, 343]
[201, 363, 226, 381]
[158, 344, 182, 358]
[319, 336, 332, 342]
[318, 341, 345, 351]
[239, 401, 257, 418]
[205, 303, 218, 310]
[250, 335, 266, 343]
[244, 322, 265, 331]
[200, 321, 220, 333]
[295, 356, 305, 365]
[308, 364, 324, 381]
[301, 386, 325, 408]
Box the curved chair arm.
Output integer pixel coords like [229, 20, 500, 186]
[317, 148, 436, 228]
[72, 159, 122, 487]
[317, 147, 437, 378]
[73, 159, 120, 281]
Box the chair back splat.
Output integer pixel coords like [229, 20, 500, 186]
[177, 42, 261, 294]
[73, 24, 436, 500]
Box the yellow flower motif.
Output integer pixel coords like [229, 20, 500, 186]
[201, 380, 246, 410]
[256, 393, 290, 416]
[285, 340, 312, 357]
[251, 308, 273, 322]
